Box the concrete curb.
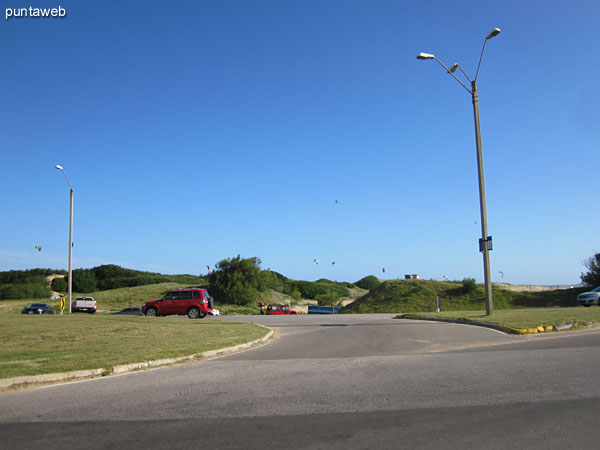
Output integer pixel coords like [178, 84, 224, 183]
[0, 369, 106, 389]
[395, 314, 594, 335]
[0, 327, 274, 390]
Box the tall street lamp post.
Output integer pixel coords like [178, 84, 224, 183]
[417, 28, 501, 315]
[55, 165, 73, 314]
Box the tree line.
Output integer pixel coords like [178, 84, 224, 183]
[3, 251, 598, 302]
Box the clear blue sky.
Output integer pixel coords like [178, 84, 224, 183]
[1, 0, 598, 286]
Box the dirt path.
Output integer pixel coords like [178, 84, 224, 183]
[45, 275, 65, 300]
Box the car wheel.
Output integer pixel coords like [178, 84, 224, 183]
[146, 307, 158, 317]
[188, 307, 200, 319]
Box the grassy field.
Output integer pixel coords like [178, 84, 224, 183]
[0, 314, 267, 379]
[87, 282, 185, 312]
[0, 282, 270, 315]
[413, 307, 600, 329]
[0, 282, 184, 315]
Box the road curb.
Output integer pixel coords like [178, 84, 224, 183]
[397, 315, 600, 334]
[0, 327, 274, 390]
[396, 314, 557, 335]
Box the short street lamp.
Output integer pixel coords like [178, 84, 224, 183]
[417, 28, 501, 315]
[55, 165, 74, 314]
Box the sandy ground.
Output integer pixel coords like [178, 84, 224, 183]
[495, 283, 576, 292]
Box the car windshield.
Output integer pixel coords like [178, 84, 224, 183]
[31, 304, 46, 308]
[592, 286, 600, 292]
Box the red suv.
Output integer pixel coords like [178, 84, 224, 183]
[266, 304, 298, 315]
[142, 288, 214, 319]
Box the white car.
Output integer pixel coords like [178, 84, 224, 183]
[577, 286, 600, 307]
[72, 296, 97, 314]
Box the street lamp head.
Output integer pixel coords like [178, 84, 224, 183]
[449, 63, 459, 73]
[55, 165, 64, 170]
[416, 52, 435, 60]
[486, 28, 501, 39]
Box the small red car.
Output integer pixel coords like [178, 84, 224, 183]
[142, 288, 214, 319]
[266, 304, 298, 315]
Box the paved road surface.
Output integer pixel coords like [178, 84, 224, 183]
[1, 314, 599, 449]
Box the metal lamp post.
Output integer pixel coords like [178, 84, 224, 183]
[55, 165, 73, 314]
[417, 28, 501, 315]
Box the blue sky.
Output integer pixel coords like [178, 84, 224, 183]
[1, 0, 598, 286]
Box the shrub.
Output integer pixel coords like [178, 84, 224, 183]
[51, 277, 67, 292]
[0, 283, 51, 299]
[71, 269, 97, 293]
[0, 269, 65, 285]
[209, 255, 268, 306]
[287, 280, 349, 300]
[581, 253, 600, 287]
[290, 288, 302, 302]
[355, 275, 381, 291]
[316, 291, 343, 306]
[462, 277, 477, 293]
[261, 270, 288, 292]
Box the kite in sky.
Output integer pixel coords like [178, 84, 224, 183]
[331, 261, 338, 267]
[382, 267, 385, 273]
[206, 265, 210, 271]
[313, 258, 319, 265]
[34, 245, 42, 252]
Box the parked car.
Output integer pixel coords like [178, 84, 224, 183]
[577, 286, 600, 307]
[266, 304, 298, 315]
[113, 307, 144, 316]
[72, 297, 97, 314]
[21, 304, 54, 314]
[308, 305, 342, 314]
[142, 288, 214, 319]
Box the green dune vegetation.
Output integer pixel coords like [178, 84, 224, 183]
[342, 278, 588, 314]
[1, 255, 596, 316]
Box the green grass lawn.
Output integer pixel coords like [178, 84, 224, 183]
[411, 307, 600, 329]
[0, 314, 268, 379]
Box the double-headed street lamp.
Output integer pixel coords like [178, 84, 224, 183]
[417, 28, 501, 315]
[55, 165, 74, 314]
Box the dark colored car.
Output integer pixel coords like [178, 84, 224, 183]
[142, 288, 214, 319]
[22, 304, 54, 314]
[266, 304, 298, 315]
[113, 307, 144, 316]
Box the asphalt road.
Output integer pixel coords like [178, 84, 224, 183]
[1, 314, 599, 449]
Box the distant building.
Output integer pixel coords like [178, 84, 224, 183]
[405, 274, 420, 280]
